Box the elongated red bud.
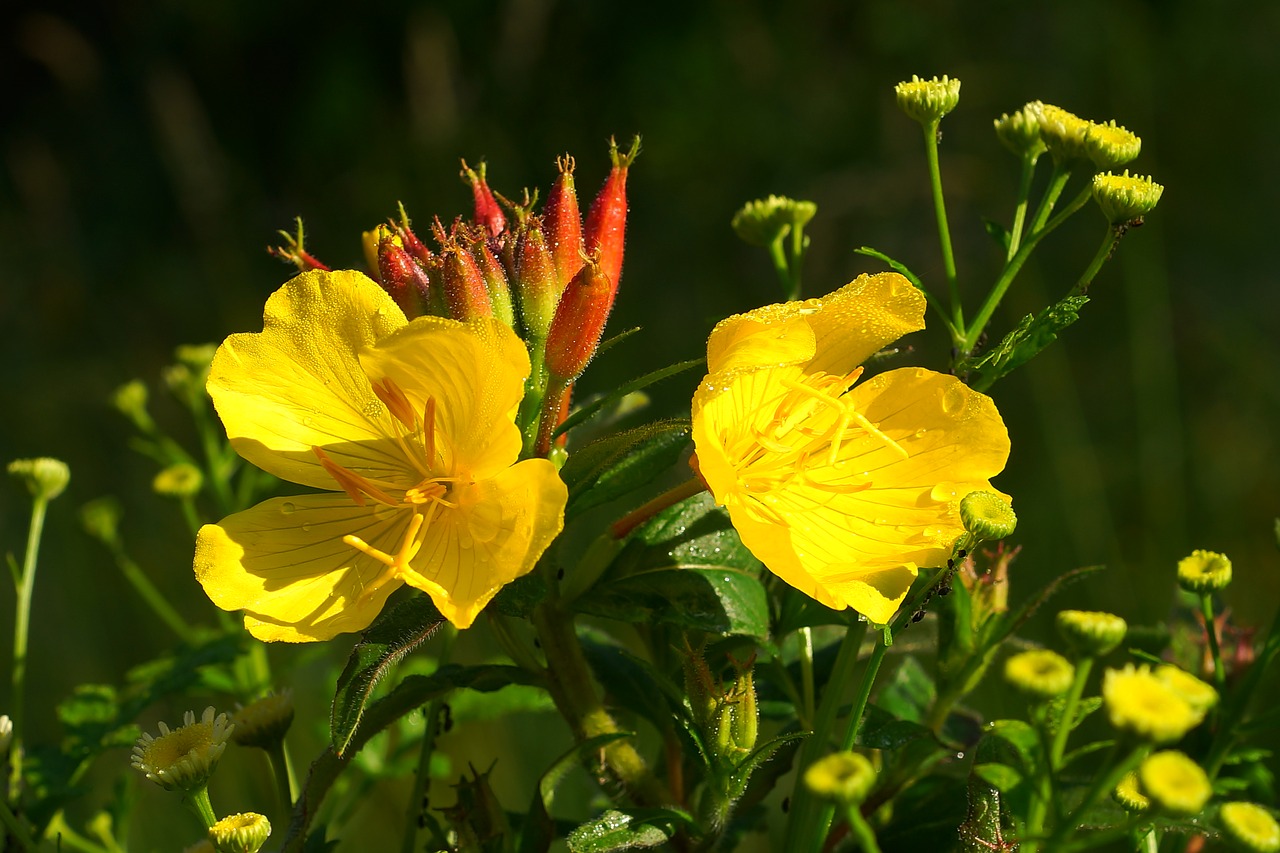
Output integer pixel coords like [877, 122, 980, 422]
[544, 257, 614, 382]
[469, 234, 516, 328]
[585, 136, 639, 297]
[544, 155, 584, 290]
[461, 160, 505, 239]
[513, 217, 559, 340]
[377, 234, 428, 318]
[439, 239, 493, 321]
[268, 217, 330, 271]
[394, 202, 435, 267]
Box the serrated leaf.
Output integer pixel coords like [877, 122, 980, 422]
[330, 596, 446, 755]
[1046, 694, 1103, 736]
[519, 733, 634, 853]
[566, 809, 689, 853]
[878, 655, 935, 724]
[580, 493, 768, 637]
[555, 359, 704, 438]
[561, 420, 692, 516]
[964, 295, 1089, 390]
[726, 732, 808, 800]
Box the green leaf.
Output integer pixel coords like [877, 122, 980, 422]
[330, 596, 446, 756]
[561, 420, 692, 516]
[581, 638, 678, 731]
[1061, 739, 1115, 770]
[726, 732, 808, 800]
[857, 704, 931, 750]
[877, 655, 936, 724]
[853, 246, 927, 293]
[1046, 694, 1103, 736]
[982, 217, 1011, 251]
[578, 494, 768, 637]
[958, 775, 1017, 853]
[975, 719, 1041, 776]
[973, 762, 1023, 792]
[964, 295, 1089, 390]
[519, 733, 634, 853]
[877, 774, 969, 852]
[555, 359, 704, 438]
[489, 571, 547, 618]
[566, 809, 691, 853]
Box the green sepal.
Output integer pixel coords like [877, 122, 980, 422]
[330, 596, 446, 755]
[723, 732, 808, 801]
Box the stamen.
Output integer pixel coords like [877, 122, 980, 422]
[371, 377, 417, 430]
[423, 397, 437, 467]
[313, 447, 399, 506]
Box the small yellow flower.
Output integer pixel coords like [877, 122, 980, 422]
[231, 690, 295, 750]
[1177, 549, 1232, 593]
[130, 707, 234, 792]
[208, 812, 271, 853]
[1035, 103, 1092, 163]
[1056, 610, 1127, 657]
[1113, 771, 1150, 813]
[1155, 665, 1218, 715]
[959, 490, 1017, 543]
[690, 273, 1010, 624]
[194, 270, 567, 640]
[994, 104, 1047, 159]
[895, 75, 961, 125]
[1084, 121, 1141, 169]
[1220, 802, 1280, 853]
[154, 463, 204, 498]
[1139, 750, 1211, 816]
[1103, 664, 1203, 742]
[804, 751, 877, 805]
[1004, 649, 1074, 699]
[1092, 171, 1164, 225]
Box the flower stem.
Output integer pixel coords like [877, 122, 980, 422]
[782, 621, 868, 853]
[922, 121, 962, 331]
[609, 477, 707, 540]
[0, 797, 38, 852]
[185, 785, 218, 829]
[401, 625, 456, 853]
[1200, 593, 1227, 696]
[1068, 228, 1121, 298]
[845, 803, 883, 853]
[798, 627, 816, 728]
[1038, 743, 1148, 852]
[788, 221, 807, 301]
[1006, 152, 1041, 261]
[266, 739, 296, 826]
[109, 547, 196, 643]
[1026, 160, 1072, 236]
[8, 492, 49, 803]
[768, 236, 792, 300]
[1049, 656, 1094, 769]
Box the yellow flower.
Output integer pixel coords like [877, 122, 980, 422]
[690, 273, 1010, 624]
[1102, 664, 1203, 742]
[194, 270, 567, 640]
[1004, 649, 1075, 699]
[1220, 802, 1280, 853]
[131, 707, 234, 792]
[1139, 750, 1211, 816]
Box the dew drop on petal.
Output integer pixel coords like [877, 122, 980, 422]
[940, 385, 965, 415]
[281, 502, 296, 515]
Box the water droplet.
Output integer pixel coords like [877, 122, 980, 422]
[301, 523, 313, 532]
[941, 385, 965, 414]
[914, 428, 928, 439]
[281, 502, 296, 515]
[955, 751, 965, 760]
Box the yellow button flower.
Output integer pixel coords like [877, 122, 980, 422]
[691, 273, 1010, 624]
[194, 270, 567, 641]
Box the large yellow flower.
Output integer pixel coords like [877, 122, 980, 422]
[194, 270, 567, 641]
[691, 273, 1010, 624]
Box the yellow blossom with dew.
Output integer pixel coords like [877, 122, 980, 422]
[194, 270, 567, 640]
[130, 707, 233, 792]
[690, 272, 1010, 624]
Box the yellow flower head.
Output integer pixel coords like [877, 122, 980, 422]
[194, 270, 567, 640]
[1113, 771, 1150, 813]
[1177, 548, 1232, 593]
[1139, 750, 1212, 816]
[208, 812, 272, 853]
[804, 751, 877, 805]
[1102, 664, 1204, 742]
[690, 273, 1010, 624]
[1004, 649, 1075, 700]
[131, 707, 234, 792]
[1155, 664, 1218, 715]
[1220, 802, 1280, 853]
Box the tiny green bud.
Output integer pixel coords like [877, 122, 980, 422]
[1092, 170, 1164, 225]
[1113, 771, 1150, 813]
[994, 103, 1047, 159]
[1035, 102, 1092, 163]
[8, 457, 70, 502]
[80, 497, 123, 548]
[230, 690, 295, 751]
[175, 343, 218, 376]
[0, 714, 12, 755]
[960, 490, 1017, 542]
[1084, 120, 1141, 169]
[111, 380, 153, 430]
[1057, 610, 1127, 657]
[895, 75, 960, 125]
[1139, 750, 1211, 817]
[1177, 549, 1232, 593]
[804, 751, 876, 805]
[208, 812, 272, 853]
[1004, 649, 1074, 700]
[153, 463, 204, 498]
[731, 195, 816, 247]
[1220, 802, 1280, 853]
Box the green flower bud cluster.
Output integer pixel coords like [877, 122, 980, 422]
[731, 195, 817, 247]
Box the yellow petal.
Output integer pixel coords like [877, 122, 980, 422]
[706, 314, 816, 375]
[399, 459, 567, 629]
[803, 273, 926, 375]
[194, 494, 410, 642]
[208, 269, 409, 491]
[360, 317, 528, 479]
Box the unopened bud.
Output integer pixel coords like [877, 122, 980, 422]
[378, 234, 429, 317]
[1093, 170, 1164, 225]
[544, 155, 585, 290]
[468, 235, 516, 328]
[544, 258, 614, 382]
[439, 240, 493, 321]
[231, 690, 295, 751]
[267, 217, 329, 272]
[514, 220, 560, 340]
[804, 751, 876, 806]
[1057, 610, 1127, 657]
[1084, 121, 1141, 170]
[153, 463, 203, 498]
[1176, 549, 1231, 593]
[895, 75, 960, 125]
[362, 224, 395, 282]
[731, 195, 816, 247]
[960, 491, 1017, 543]
[461, 160, 505, 239]
[1035, 102, 1092, 163]
[393, 203, 435, 267]
[1004, 649, 1074, 700]
[8, 457, 70, 502]
[80, 497, 123, 547]
[1113, 771, 1150, 813]
[1219, 802, 1280, 853]
[209, 812, 271, 853]
[994, 104, 1047, 159]
[584, 136, 639, 296]
[111, 380, 154, 432]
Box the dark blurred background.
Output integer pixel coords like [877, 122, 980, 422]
[2, 0, 1277, 846]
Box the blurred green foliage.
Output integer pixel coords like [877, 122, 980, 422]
[1, 0, 1278, 846]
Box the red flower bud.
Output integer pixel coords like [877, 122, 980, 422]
[439, 237, 493, 321]
[461, 160, 505, 240]
[544, 155, 584, 290]
[513, 217, 559, 340]
[584, 136, 639, 298]
[469, 234, 516, 328]
[544, 257, 614, 382]
[394, 203, 436, 268]
[377, 234, 429, 318]
[268, 217, 330, 272]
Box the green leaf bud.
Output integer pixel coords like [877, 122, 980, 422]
[8, 457, 70, 502]
[994, 103, 1047, 159]
[1056, 610, 1127, 657]
[960, 490, 1017, 543]
[230, 690, 295, 751]
[731, 195, 816, 247]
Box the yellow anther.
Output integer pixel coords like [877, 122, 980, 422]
[313, 447, 399, 506]
[371, 376, 417, 430]
[423, 397, 437, 466]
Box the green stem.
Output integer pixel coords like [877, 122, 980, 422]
[788, 223, 807, 301]
[9, 494, 48, 804]
[922, 122, 962, 331]
[1200, 593, 1227, 696]
[1039, 743, 1148, 852]
[798, 627, 816, 729]
[768, 237, 791, 300]
[110, 548, 195, 643]
[1049, 657, 1094, 769]
[610, 477, 707, 540]
[401, 625, 456, 853]
[0, 796, 38, 852]
[962, 185, 1093, 357]
[192, 399, 235, 516]
[1006, 153, 1041, 261]
[178, 496, 202, 538]
[266, 739, 296, 825]
[1022, 704, 1056, 853]
[782, 622, 868, 853]
[185, 785, 218, 829]
[1068, 228, 1121, 298]
[1026, 160, 1072, 236]
[845, 804, 883, 853]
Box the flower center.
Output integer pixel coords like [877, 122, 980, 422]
[311, 378, 466, 595]
[727, 368, 907, 506]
